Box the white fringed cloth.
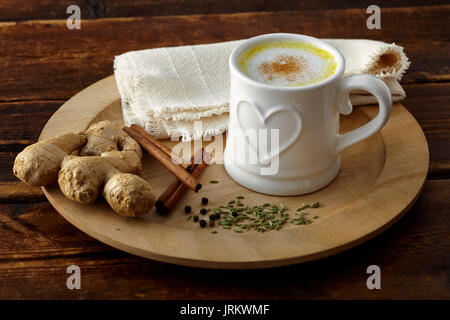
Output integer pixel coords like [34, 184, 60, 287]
[114, 39, 409, 140]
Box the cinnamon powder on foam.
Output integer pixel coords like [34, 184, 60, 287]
[258, 54, 307, 82]
[239, 41, 338, 86]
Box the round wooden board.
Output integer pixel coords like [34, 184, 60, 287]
[40, 76, 429, 269]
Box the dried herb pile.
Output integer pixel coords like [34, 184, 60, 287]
[187, 195, 323, 233]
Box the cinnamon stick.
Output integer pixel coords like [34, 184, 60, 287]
[130, 124, 189, 170]
[123, 126, 201, 192]
[161, 151, 211, 213]
[155, 148, 204, 210]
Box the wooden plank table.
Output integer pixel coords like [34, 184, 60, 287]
[0, 1, 448, 299]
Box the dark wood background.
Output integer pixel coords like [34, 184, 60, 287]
[0, 1, 448, 299]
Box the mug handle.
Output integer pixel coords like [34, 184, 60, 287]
[335, 74, 393, 153]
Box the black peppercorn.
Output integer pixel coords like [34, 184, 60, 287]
[184, 205, 192, 214]
[209, 220, 215, 227]
[200, 208, 207, 215]
[193, 215, 199, 222]
[199, 220, 207, 228]
[215, 213, 221, 219]
[232, 211, 238, 217]
[209, 214, 216, 221]
[201, 197, 209, 205]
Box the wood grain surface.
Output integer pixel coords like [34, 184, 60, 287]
[0, 1, 447, 21]
[0, 1, 448, 298]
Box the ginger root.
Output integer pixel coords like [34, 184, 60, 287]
[13, 120, 155, 217]
[13, 132, 87, 186]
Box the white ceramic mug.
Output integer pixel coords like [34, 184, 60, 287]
[224, 33, 392, 195]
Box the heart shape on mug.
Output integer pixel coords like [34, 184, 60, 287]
[236, 100, 302, 164]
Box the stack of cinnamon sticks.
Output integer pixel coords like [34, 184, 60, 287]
[122, 125, 210, 213]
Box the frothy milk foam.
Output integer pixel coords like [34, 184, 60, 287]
[238, 40, 337, 87]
